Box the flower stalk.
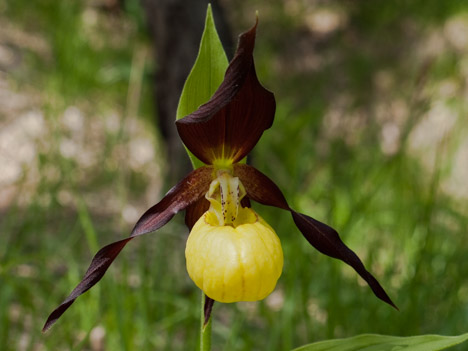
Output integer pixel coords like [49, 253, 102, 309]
[200, 292, 212, 351]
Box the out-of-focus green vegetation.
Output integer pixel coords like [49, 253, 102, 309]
[1, 0, 467, 350]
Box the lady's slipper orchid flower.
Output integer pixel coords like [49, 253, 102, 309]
[43, 20, 396, 332]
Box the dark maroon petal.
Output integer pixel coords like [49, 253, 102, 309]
[43, 166, 213, 332]
[185, 197, 210, 230]
[132, 166, 213, 236]
[240, 196, 251, 208]
[234, 164, 289, 210]
[235, 163, 397, 309]
[204, 295, 215, 327]
[176, 20, 275, 164]
[291, 212, 398, 309]
[42, 238, 132, 332]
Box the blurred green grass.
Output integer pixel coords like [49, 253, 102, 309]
[1, 0, 468, 350]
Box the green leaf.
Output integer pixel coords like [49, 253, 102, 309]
[176, 4, 229, 169]
[292, 333, 468, 351]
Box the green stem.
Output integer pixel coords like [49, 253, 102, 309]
[200, 292, 212, 351]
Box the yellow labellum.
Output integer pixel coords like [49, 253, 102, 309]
[185, 171, 283, 303]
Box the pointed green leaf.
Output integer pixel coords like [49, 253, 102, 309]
[176, 4, 228, 169]
[292, 333, 468, 351]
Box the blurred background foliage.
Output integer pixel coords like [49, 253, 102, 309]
[1, 0, 468, 350]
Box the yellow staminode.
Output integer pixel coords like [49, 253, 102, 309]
[185, 171, 283, 303]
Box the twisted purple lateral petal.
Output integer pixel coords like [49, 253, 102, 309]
[42, 238, 132, 332]
[176, 20, 275, 165]
[43, 166, 213, 332]
[234, 164, 397, 310]
[291, 212, 398, 310]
